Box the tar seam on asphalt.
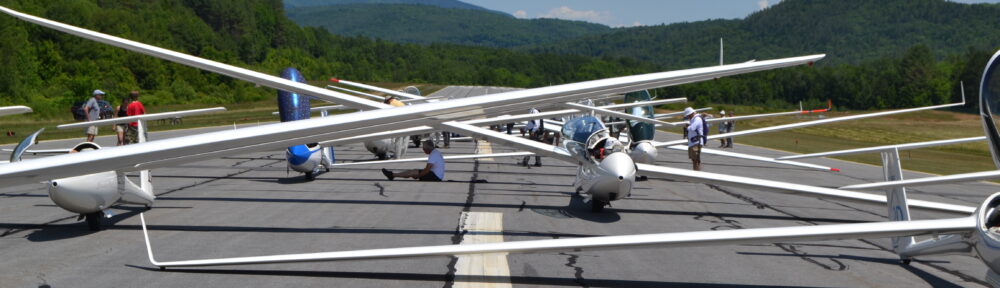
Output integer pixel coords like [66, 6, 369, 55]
[705, 183, 991, 286]
[443, 158, 481, 288]
[559, 252, 589, 288]
[0, 155, 283, 238]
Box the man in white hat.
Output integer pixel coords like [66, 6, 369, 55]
[84, 89, 105, 142]
[683, 107, 706, 171]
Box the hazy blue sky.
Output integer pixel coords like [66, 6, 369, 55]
[462, 0, 1000, 27]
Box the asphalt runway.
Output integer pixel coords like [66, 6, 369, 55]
[1, 101, 997, 287]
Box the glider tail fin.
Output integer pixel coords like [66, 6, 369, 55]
[121, 119, 154, 205]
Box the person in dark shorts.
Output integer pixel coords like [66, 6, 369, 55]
[382, 139, 444, 181]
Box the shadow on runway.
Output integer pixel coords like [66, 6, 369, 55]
[735, 252, 966, 288]
[124, 265, 823, 288]
[1, 206, 188, 241]
[16, 207, 147, 242]
[154, 196, 864, 224]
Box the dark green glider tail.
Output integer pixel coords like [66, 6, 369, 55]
[623, 90, 655, 142]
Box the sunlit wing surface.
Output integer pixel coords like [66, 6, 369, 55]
[325, 85, 387, 101]
[663, 145, 839, 172]
[441, 122, 574, 160]
[778, 136, 986, 160]
[319, 109, 584, 147]
[57, 107, 227, 129]
[140, 212, 973, 267]
[0, 105, 31, 117]
[651, 107, 712, 120]
[653, 99, 965, 148]
[0, 5, 822, 187]
[331, 78, 425, 100]
[634, 163, 973, 213]
[329, 152, 534, 167]
[841, 170, 1000, 190]
[598, 97, 686, 109]
[668, 106, 831, 126]
[272, 105, 353, 115]
[563, 102, 678, 127]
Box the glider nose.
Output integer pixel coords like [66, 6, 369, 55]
[628, 141, 658, 165]
[48, 171, 120, 214]
[598, 152, 637, 200]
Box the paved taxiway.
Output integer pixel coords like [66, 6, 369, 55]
[1, 107, 997, 288]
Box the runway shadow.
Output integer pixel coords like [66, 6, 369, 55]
[15, 206, 149, 242]
[125, 265, 820, 287]
[736, 251, 966, 287]
[529, 195, 621, 223]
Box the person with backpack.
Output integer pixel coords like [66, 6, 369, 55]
[115, 96, 132, 145]
[83, 90, 104, 142]
[683, 107, 707, 171]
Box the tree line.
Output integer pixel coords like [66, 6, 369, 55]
[0, 0, 994, 119]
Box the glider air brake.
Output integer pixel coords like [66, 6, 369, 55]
[140, 50, 1000, 286]
[22, 107, 225, 230]
[0, 4, 968, 230]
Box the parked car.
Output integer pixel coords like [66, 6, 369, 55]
[71, 100, 114, 121]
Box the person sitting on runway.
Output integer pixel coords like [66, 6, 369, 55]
[381, 139, 444, 181]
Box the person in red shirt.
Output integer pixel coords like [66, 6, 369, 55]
[125, 90, 145, 144]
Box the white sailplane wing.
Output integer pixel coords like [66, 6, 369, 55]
[57, 107, 227, 129]
[778, 136, 986, 160]
[563, 102, 678, 127]
[598, 97, 687, 109]
[0, 5, 822, 186]
[635, 163, 974, 213]
[653, 100, 965, 148]
[331, 78, 426, 100]
[319, 109, 582, 147]
[664, 145, 840, 172]
[0, 105, 32, 117]
[841, 170, 1000, 191]
[140, 213, 973, 267]
[440, 122, 575, 161]
[329, 152, 535, 167]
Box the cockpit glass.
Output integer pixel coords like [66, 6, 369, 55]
[562, 116, 606, 144]
[623, 91, 654, 118]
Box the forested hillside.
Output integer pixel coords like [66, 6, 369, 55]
[285, 3, 610, 48]
[283, 0, 490, 11]
[0, 0, 651, 117]
[529, 0, 1000, 68]
[0, 0, 995, 119]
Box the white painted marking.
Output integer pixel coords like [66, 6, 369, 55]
[476, 140, 495, 162]
[454, 212, 511, 288]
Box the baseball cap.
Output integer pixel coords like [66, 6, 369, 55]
[93, 89, 105, 95]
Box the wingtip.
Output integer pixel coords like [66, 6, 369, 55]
[329, 78, 340, 83]
[830, 168, 841, 172]
[140, 213, 162, 267]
